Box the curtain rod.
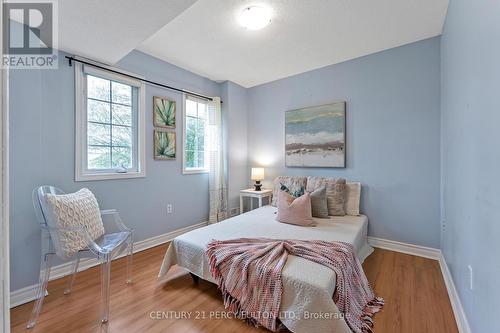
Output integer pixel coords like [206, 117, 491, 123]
[65, 56, 221, 103]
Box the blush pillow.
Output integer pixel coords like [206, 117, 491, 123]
[276, 191, 316, 226]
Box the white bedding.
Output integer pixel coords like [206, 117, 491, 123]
[158, 205, 373, 333]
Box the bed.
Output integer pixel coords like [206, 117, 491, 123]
[157, 205, 373, 333]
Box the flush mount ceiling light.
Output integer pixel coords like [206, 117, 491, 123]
[238, 6, 272, 30]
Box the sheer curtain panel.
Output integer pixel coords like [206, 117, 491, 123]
[207, 97, 227, 223]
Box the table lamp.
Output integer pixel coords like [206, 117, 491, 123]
[251, 167, 264, 191]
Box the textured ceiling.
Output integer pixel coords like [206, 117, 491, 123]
[138, 0, 449, 87]
[56, 0, 448, 87]
[58, 0, 198, 64]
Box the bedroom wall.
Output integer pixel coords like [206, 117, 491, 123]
[221, 81, 248, 214]
[441, 0, 500, 331]
[8, 50, 246, 292]
[246, 37, 442, 248]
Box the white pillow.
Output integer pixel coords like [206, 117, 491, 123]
[345, 182, 361, 216]
[45, 188, 105, 258]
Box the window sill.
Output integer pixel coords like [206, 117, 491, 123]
[75, 170, 146, 182]
[182, 169, 209, 175]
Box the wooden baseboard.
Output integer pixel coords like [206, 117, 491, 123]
[10, 221, 208, 308]
[368, 236, 471, 333]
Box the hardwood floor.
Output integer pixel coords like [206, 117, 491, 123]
[10, 245, 458, 333]
[363, 249, 458, 333]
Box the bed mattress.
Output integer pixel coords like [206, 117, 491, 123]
[158, 205, 373, 333]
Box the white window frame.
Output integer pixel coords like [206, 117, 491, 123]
[75, 62, 146, 181]
[182, 94, 210, 174]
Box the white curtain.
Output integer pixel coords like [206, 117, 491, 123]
[207, 97, 228, 224]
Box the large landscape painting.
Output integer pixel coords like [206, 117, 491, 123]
[285, 102, 345, 167]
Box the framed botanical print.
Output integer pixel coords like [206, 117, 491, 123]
[153, 96, 176, 128]
[154, 129, 176, 160]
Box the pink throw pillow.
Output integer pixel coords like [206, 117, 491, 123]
[276, 191, 316, 226]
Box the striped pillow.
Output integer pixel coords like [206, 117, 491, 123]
[306, 176, 347, 216]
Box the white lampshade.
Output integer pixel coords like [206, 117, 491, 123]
[251, 167, 265, 181]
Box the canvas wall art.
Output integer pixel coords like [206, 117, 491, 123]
[154, 129, 176, 160]
[285, 102, 346, 167]
[153, 96, 176, 128]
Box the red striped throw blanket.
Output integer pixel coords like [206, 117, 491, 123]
[207, 238, 383, 333]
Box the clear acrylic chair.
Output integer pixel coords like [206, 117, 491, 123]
[27, 186, 133, 329]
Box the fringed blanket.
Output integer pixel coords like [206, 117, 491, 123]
[207, 238, 383, 333]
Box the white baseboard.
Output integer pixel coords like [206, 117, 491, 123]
[368, 236, 471, 333]
[368, 236, 441, 260]
[11, 228, 471, 333]
[438, 253, 471, 333]
[9, 288, 48, 309]
[10, 221, 207, 308]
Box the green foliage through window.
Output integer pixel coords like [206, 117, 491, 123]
[184, 98, 208, 171]
[86, 75, 134, 170]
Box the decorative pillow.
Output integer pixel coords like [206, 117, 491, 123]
[280, 183, 305, 198]
[345, 182, 361, 216]
[276, 191, 316, 226]
[309, 186, 328, 218]
[45, 188, 105, 258]
[326, 178, 346, 216]
[306, 176, 347, 216]
[306, 176, 328, 193]
[271, 176, 307, 206]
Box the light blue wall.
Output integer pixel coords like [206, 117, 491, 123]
[10, 5, 497, 328]
[221, 81, 248, 212]
[441, 1, 500, 331]
[9, 29, 446, 296]
[9, 50, 225, 291]
[247, 37, 442, 247]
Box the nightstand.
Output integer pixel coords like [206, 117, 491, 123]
[239, 189, 273, 214]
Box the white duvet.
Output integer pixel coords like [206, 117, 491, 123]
[158, 205, 373, 333]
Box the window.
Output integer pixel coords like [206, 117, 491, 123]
[183, 95, 209, 174]
[75, 63, 145, 181]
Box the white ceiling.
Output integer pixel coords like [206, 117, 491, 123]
[58, 0, 197, 64]
[137, 0, 448, 87]
[57, 0, 448, 87]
